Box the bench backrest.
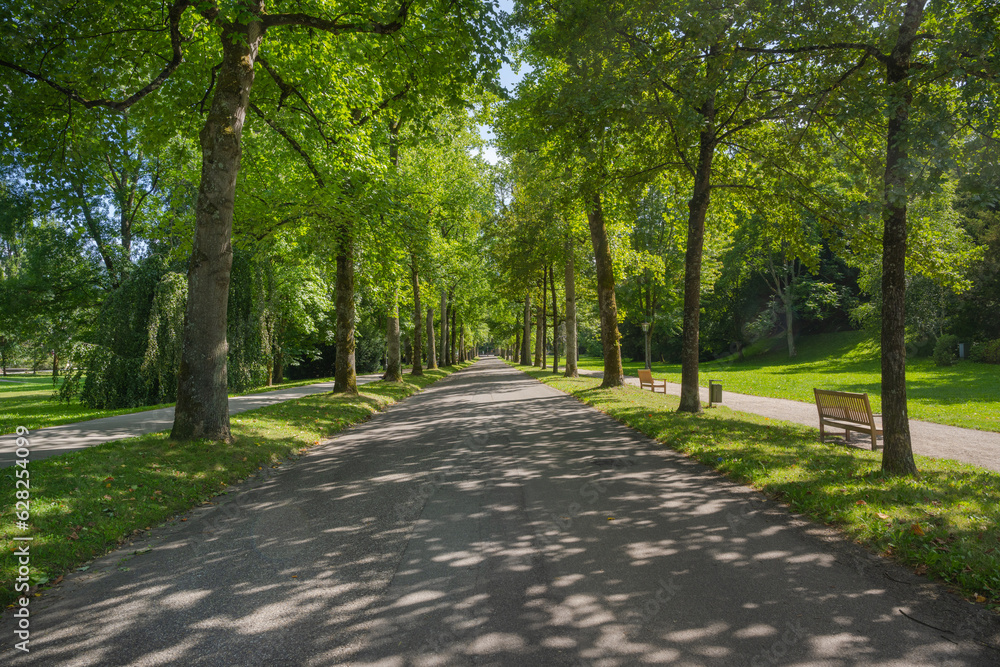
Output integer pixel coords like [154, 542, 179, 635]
[813, 389, 874, 425]
[638, 369, 653, 384]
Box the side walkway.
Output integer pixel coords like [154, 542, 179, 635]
[0, 374, 385, 468]
[578, 369, 1000, 473]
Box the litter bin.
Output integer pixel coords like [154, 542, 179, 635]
[709, 380, 723, 407]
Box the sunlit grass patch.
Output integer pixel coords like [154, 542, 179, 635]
[575, 331, 1000, 432]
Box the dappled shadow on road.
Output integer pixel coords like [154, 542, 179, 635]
[4, 360, 996, 665]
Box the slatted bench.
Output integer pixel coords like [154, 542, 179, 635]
[638, 369, 667, 394]
[813, 389, 882, 451]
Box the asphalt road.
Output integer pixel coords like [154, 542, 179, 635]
[0, 375, 387, 468]
[2, 359, 997, 665]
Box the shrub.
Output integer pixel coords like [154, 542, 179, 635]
[970, 339, 1000, 364]
[933, 334, 959, 366]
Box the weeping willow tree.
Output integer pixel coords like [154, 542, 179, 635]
[62, 250, 277, 407]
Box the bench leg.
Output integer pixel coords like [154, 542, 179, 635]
[844, 429, 851, 443]
[870, 432, 877, 451]
[819, 423, 825, 443]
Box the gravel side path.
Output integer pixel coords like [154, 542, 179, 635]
[0, 374, 387, 468]
[579, 369, 1000, 473]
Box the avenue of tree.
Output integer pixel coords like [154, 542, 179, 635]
[1, 0, 997, 478]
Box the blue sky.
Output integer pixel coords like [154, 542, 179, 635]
[478, 0, 528, 164]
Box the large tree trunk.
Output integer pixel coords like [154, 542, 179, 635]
[333, 219, 357, 394]
[409, 253, 423, 376]
[383, 288, 402, 382]
[677, 96, 717, 413]
[521, 294, 532, 365]
[880, 0, 924, 477]
[426, 306, 437, 369]
[172, 20, 264, 441]
[564, 235, 577, 377]
[550, 263, 559, 373]
[586, 193, 624, 388]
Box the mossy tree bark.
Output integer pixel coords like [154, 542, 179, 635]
[521, 294, 532, 365]
[172, 19, 265, 441]
[409, 253, 423, 376]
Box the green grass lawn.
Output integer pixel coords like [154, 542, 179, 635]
[0, 373, 336, 435]
[0, 362, 472, 608]
[511, 362, 1000, 609]
[575, 331, 1000, 432]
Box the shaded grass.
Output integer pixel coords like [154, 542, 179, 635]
[515, 363, 1000, 609]
[0, 374, 336, 435]
[576, 331, 1000, 432]
[0, 363, 472, 608]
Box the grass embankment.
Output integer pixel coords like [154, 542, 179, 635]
[577, 331, 1000, 432]
[0, 374, 336, 435]
[0, 363, 472, 608]
[515, 364, 1000, 608]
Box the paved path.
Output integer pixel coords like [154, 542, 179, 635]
[3, 358, 996, 665]
[579, 370, 1000, 473]
[0, 375, 385, 468]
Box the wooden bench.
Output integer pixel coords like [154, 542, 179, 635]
[638, 369, 667, 394]
[813, 389, 882, 450]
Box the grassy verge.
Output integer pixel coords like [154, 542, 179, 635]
[513, 363, 1000, 609]
[575, 331, 1000, 432]
[0, 374, 336, 435]
[0, 363, 473, 608]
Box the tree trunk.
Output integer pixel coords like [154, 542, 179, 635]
[450, 304, 457, 366]
[586, 192, 624, 388]
[426, 306, 437, 369]
[550, 263, 559, 373]
[333, 220, 357, 394]
[383, 288, 402, 382]
[784, 291, 797, 358]
[880, 0, 924, 477]
[521, 294, 532, 365]
[515, 318, 522, 364]
[541, 269, 548, 369]
[677, 96, 717, 413]
[52, 350, 58, 384]
[409, 253, 423, 376]
[172, 20, 264, 442]
[273, 345, 284, 385]
[439, 289, 447, 366]
[564, 235, 577, 377]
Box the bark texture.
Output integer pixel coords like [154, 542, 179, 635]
[564, 236, 577, 377]
[383, 305, 402, 382]
[409, 253, 423, 376]
[880, 0, 924, 477]
[333, 220, 357, 394]
[586, 193, 624, 387]
[440, 290, 448, 366]
[521, 294, 532, 365]
[450, 305, 457, 366]
[426, 306, 437, 369]
[172, 19, 264, 441]
[678, 96, 717, 413]
[550, 263, 559, 373]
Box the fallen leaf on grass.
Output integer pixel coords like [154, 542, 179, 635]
[975, 595, 987, 603]
[876, 512, 890, 520]
[855, 500, 867, 506]
[911, 524, 925, 536]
